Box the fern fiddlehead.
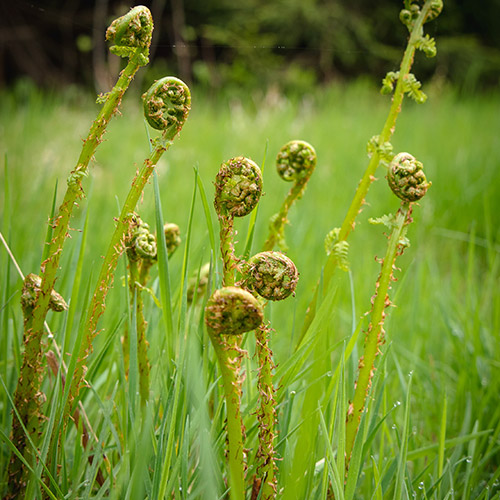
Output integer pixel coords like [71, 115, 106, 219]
[63, 76, 190, 429]
[264, 140, 317, 252]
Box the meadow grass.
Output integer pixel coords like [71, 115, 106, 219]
[1, 81, 499, 498]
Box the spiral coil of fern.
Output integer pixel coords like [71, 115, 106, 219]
[106, 6, 153, 57]
[205, 286, 264, 336]
[205, 287, 263, 499]
[142, 76, 191, 141]
[214, 157, 263, 219]
[126, 216, 157, 263]
[163, 222, 181, 256]
[276, 140, 317, 183]
[387, 152, 431, 202]
[243, 251, 298, 302]
[64, 76, 191, 426]
[214, 157, 263, 286]
[264, 140, 316, 252]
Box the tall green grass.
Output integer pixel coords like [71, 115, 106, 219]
[1, 81, 499, 498]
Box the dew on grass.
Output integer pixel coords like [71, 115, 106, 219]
[418, 482, 424, 490]
[466, 456, 472, 463]
[391, 424, 397, 429]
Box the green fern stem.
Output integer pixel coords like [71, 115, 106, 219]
[219, 215, 236, 287]
[205, 287, 264, 500]
[209, 331, 246, 500]
[326, 1, 433, 275]
[344, 201, 411, 468]
[264, 140, 316, 252]
[27, 48, 149, 370]
[264, 179, 306, 252]
[64, 139, 168, 421]
[7, 276, 67, 499]
[254, 323, 278, 499]
[136, 262, 153, 406]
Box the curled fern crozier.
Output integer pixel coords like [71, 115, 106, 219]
[142, 77, 191, 136]
[106, 6, 153, 52]
[276, 140, 317, 182]
[205, 286, 264, 335]
[163, 222, 181, 256]
[244, 251, 298, 301]
[126, 215, 157, 262]
[214, 157, 263, 218]
[387, 152, 431, 202]
[21, 273, 68, 313]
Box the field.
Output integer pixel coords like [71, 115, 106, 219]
[1, 80, 500, 498]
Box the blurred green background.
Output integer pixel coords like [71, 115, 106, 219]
[1, 0, 500, 95]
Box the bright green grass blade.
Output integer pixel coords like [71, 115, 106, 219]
[157, 328, 188, 498]
[40, 179, 58, 265]
[195, 169, 217, 263]
[345, 408, 368, 500]
[178, 169, 198, 332]
[318, 406, 344, 500]
[393, 372, 412, 500]
[405, 429, 492, 462]
[438, 392, 448, 497]
[461, 420, 479, 500]
[128, 291, 138, 421]
[371, 455, 383, 500]
[153, 169, 174, 341]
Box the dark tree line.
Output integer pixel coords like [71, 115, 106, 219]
[1, 0, 499, 93]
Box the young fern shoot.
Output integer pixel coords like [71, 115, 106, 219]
[206, 157, 263, 500]
[6, 9, 153, 494]
[264, 140, 317, 252]
[6, 276, 67, 498]
[241, 251, 299, 499]
[62, 76, 190, 428]
[124, 216, 181, 406]
[344, 153, 431, 471]
[302, 0, 443, 335]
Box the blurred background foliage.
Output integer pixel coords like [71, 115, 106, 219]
[1, 0, 499, 96]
